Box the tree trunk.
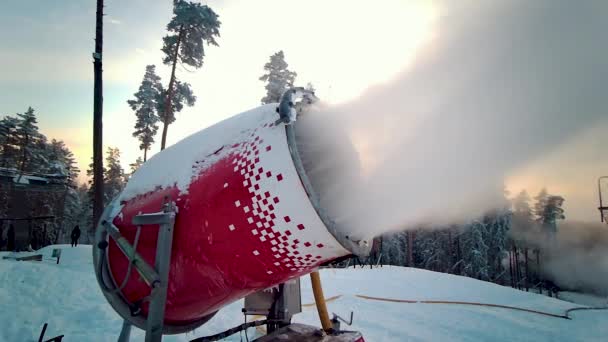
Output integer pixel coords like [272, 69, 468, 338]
[509, 245, 515, 288]
[143, 147, 148, 162]
[514, 245, 521, 290]
[536, 249, 542, 294]
[524, 248, 529, 292]
[92, 0, 104, 230]
[160, 26, 184, 151]
[16, 134, 29, 183]
[406, 231, 414, 267]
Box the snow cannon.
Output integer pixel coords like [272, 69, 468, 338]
[93, 93, 371, 340]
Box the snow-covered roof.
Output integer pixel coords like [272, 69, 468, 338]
[12, 175, 49, 185]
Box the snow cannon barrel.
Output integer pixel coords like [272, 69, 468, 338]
[93, 103, 370, 334]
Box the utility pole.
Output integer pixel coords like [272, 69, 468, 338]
[598, 176, 608, 223]
[93, 0, 104, 230]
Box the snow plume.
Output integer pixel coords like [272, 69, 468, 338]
[296, 1, 608, 241]
[511, 221, 608, 296]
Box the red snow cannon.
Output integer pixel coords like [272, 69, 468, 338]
[93, 95, 371, 339]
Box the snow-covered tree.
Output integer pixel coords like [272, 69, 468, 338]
[160, 0, 221, 150]
[0, 116, 20, 168]
[513, 190, 533, 219]
[533, 188, 564, 235]
[259, 51, 297, 104]
[541, 196, 565, 234]
[461, 220, 489, 280]
[15, 107, 43, 180]
[156, 79, 196, 133]
[47, 139, 80, 186]
[533, 188, 548, 221]
[484, 211, 511, 283]
[87, 148, 125, 206]
[382, 232, 407, 266]
[76, 183, 94, 242]
[128, 65, 163, 161]
[129, 157, 144, 175]
[104, 147, 126, 204]
[305, 82, 316, 94]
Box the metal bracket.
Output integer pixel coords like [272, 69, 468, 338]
[111, 199, 176, 342]
[331, 311, 354, 331]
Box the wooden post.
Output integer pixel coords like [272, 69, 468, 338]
[92, 0, 104, 231]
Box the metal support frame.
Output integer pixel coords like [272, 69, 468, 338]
[105, 199, 176, 342]
[94, 198, 217, 340]
[143, 204, 176, 342]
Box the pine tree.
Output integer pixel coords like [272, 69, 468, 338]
[160, 0, 221, 150]
[129, 157, 144, 174]
[260, 51, 297, 104]
[77, 183, 94, 240]
[541, 195, 565, 234]
[383, 232, 407, 266]
[0, 116, 20, 168]
[513, 190, 533, 221]
[484, 211, 511, 283]
[305, 82, 316, 93]
[87, 159, 106, 204]
[15, 107, 42, 181]
[533, 188, 548, 221]
[461, 220, 489, 280]
[418, 231, 442, 271]
[156, 80, 196, 136]
[128, 65, 163, 161]
[104, 147, 126, 204]
[512, 190, 534, 242]
[533, 188, 565, 235]
[47, 139, 80, 186]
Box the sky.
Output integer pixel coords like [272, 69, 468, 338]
[0, 0, 606, 222]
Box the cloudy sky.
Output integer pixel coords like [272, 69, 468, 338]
[1, 0, 606, 222]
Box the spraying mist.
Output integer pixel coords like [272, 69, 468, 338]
[296, 1, 608, 241]
[510, 221, 608, 296]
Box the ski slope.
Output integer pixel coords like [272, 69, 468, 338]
[0, 245, 606, 341]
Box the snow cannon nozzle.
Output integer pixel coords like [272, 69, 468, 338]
[276, 87, 318, 125]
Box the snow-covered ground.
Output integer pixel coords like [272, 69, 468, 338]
[559, 291, 608, 308]
[1, 245, 607, 341]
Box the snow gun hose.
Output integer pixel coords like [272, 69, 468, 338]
[310, 271, 334, 332]
[353, 295, 608, 320]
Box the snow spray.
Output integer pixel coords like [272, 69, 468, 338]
[510, 221, 608, 295]
[295, 0, 608, 241]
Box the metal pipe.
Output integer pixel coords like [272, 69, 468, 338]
[309, 271, 333, 332]
[118, 320, 132, 342]
[103, 220, 160, 287]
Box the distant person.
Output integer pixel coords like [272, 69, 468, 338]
[70, 225, 81, 247]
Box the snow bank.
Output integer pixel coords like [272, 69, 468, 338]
[1, 245, 606, 341]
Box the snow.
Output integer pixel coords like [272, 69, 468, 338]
[1, 245, 607, 341]
[560, 291, 608, 307]
[118, 105, 277, 202]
